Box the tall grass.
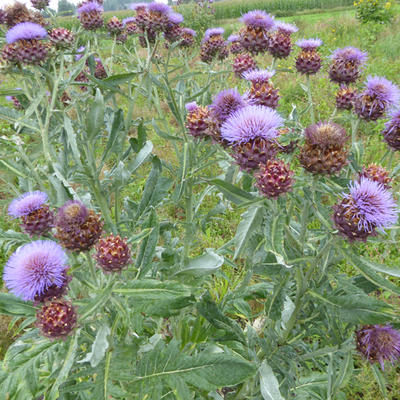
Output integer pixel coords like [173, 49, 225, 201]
[213, 0, 355, 19]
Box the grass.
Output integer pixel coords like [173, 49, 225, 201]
[2, 5, 400, 398]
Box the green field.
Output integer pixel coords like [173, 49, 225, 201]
[1, 3, 400, 398]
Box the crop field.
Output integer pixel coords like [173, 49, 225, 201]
[0, 0, 400, 399]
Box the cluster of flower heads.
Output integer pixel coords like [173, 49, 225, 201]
[3, 192, 132, 339]
[185, 71, 295, 198]
[127, 2, 196, 48]
[0, 3, 75, 65]
[200, 28, 228, 63]
[228, 12, 298, 77]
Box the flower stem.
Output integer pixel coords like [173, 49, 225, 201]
[306, 74, 315, 124]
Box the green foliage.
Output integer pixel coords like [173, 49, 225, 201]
[354, 0, 394, 23]
[213, 0, 355, 19]
[177, 0, 216, 41]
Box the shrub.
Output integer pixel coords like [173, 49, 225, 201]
[354, 0, 394, 23]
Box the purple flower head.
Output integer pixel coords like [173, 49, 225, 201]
[77, 1, 103, 15]
[182, 27, 196, 37]
[274, 21, 298, 35]
[211, 88, 246, 123]
[130, 2, 148, 10]
[56, 200, 89, 228]
[241, 10, 275, 30]
[122, 17, 136, 26]
[6, 96, 13, 101]
[343, 178, 398, 232]
[242, 69, 275, 84]
[148, 1, 171, 14]
[8, 191, 48, 218]
[356, 325, 400, 370]
[331, 46, 367, 64]
[228, 34, 240, 43]
[296, 38, 322, 50]
[221, 105, 283, 144]
[3, 240, 68, 301]
[167, 12, 183, 25]
[204, 27, 224, 41]
[185, 101, 198, 112]
[384, 108, 400, 134]
[6, 22, 47, 44]
[364, 76, 400, 107]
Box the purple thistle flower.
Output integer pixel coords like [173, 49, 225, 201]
[8, 191, 48, 218]
[56, 200, 89, 229]
[241, 10, 275, 30]
[5, 96, 13, 101]
[77, 1, 103, 15]
[122, 17, 136, 26]
[383, 108, 400, 150]
[364, 76, 400, 108]
[147, 2, 171, 14]
[242, 69, 275, 84]
[204, 27, 224, 41]
[185, 101, 198, 112]
[221, 105, 283, 144]
[130, 2, 148, 10]
[356, 325, 400, 370]
[296, 38, 322, 50]
[384, 108, 400, 135]
[3, 240, 68, 301]
[6, 22, 47, 44]
[331, 46, 367, 64]
[167, 12, 183, 24]
[182, 27, 196, 37]
[343, 178, 398, 233]
[274, 21, 298, 35]
[211, 88, 246, 123]
[228, 34, 240, 43]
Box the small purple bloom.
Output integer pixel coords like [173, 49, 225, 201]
[296, 38, 322, 50]
[211, 88, 246, 123]
[356, 325, 400, 370]
[274, 21, 298, 35]
[343, 178, 398, 232]
[204, 27, 224, 40]
[77, 1, 103, 15]
[5, 96, 13, 101]
[182, 27, 196, 37]
[241, 10, 275, 30]
[228, 34, 240, 43]
[331, 46, 367, 64]
[130, 2, 148, 10]
[185, 101, 198, 112]
[8, 191, 48, 218]
[364, 76, 400, 108]
[242, 69, 275, 84]
[75, 46, 85, 61]
[6, 22, 47, 44]
[221, 105, 283, 144]
[3, 240, 68, 301]
[148, 1, 171, 14]
[167, 12, 183, 25]
[122, 17, 136, 26]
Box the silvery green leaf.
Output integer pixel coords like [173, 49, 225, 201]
[78, 324, 110, 368]
[259, 361, 285, 400]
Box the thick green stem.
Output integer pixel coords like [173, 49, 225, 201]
[351, 116, 361, 146]
[85, 252, 98, 287]
[306, 75, 315, 124]
[183, 176, 194, 263]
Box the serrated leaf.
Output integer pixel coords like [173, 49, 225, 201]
[127, 140, 153, 174]
[0, 293, 35, 317]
